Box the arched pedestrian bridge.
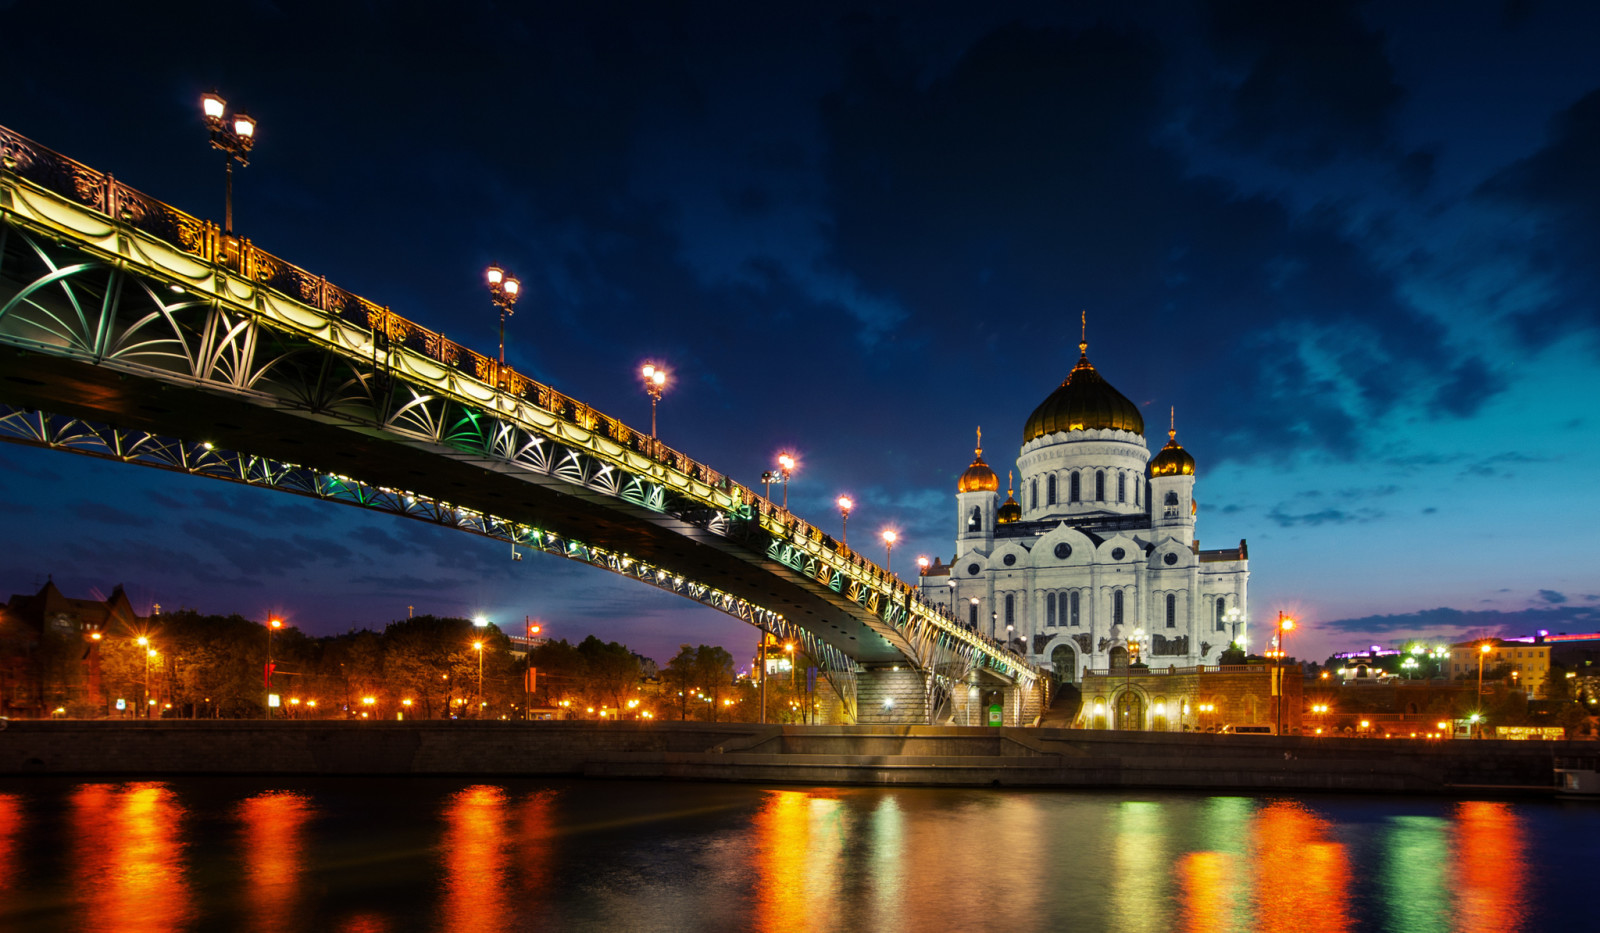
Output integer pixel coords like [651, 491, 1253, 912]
[0, 124, 1044, 725]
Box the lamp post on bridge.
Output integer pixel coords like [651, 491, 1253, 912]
[640, 363, 668, 439]
[776, 452, 795, 509]
[486, 265, 522, 386]
[837, 496, 853, 545]
[200, 91, 256, 236]
[881, 529, 897, 576]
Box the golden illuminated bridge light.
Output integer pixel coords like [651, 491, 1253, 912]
[0, 121, 1041, 722]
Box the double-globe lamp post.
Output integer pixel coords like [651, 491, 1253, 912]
[486, 265, 522, 384]
[200, 91, 256, 236]
[776, 452, 795, 508]
[641, 363, 668, 439]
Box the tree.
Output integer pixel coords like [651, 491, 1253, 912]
[578, 636, 641, 713]
[662, 645, 698, 721]
[694, 645, 735, 722]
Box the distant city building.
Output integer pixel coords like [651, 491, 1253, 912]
[2, 580, 147, 717]
[918, 331, 1250, 682]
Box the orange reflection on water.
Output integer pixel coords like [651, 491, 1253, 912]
[0, 794, 21, 896]
[70, 782, 194, 933]
[1452, 801, 1528, 933]
[439, 785, 511, 933]
[512, 789, 557, 898]
[238, 791, 313, 933]
[1251, 801, 1351, 933]
[750, 790, 842, 933]
[1178, 851, 1236, 933]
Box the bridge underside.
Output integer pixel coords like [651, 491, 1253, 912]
[0, 347, 912, 667]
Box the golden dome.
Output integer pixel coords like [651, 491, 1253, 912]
[1149, 408, 1195, 477]
[958, 427, 1000, 493]
[1022, 321, 1144, 442]
[997, 472, 1021, 523]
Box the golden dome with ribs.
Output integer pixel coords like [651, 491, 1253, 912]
[1023, 333, 1144, 442]
[997, 472, 1021, 523]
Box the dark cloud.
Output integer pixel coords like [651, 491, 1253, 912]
[1319, 604, 1600, 637]
[1265, 506, 1383, 527]
[1478, 89, 1600, 344]
[1203, 0, 1407, 168]
[68, 502, 147, 527]
[1538, 589, 1568, 604]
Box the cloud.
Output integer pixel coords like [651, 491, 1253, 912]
[1265, 506, 1383, 527]
[1538, 589, 1568, 604]
[1318, 604, 1600, 638]
[68, 502, 147, 527]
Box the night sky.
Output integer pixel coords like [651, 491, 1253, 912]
[3, 1, 1599, 667]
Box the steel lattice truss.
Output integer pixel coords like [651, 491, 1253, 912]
[0, 126, 1040, 712]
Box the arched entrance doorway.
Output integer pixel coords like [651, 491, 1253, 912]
[1116, 691, 1143, 730]
[1109, 645, 1130, 670]
[1051, 645, 1077, 684]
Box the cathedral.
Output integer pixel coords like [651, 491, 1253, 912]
[917, 330, 1250, 684]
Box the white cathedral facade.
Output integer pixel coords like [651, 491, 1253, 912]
[917, 335, 1250, 683]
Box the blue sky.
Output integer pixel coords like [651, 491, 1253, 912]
[3, 1, 1599, 665]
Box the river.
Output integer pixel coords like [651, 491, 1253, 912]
[0, 777, 1591, 932]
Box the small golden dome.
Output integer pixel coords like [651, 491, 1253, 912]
[997, 471, 1021, 523]
[958, 427, 1000, 493]
[1022, 316, 1144, 442]
[1149, 407, 1196, 477]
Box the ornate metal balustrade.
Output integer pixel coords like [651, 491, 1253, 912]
[0, 123, 1040, 713]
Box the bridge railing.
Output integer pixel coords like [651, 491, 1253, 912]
[0, 122, 1036, 682]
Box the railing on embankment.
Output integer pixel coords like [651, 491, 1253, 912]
[0, 721, 1575, 795]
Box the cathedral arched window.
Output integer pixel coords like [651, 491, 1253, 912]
[1135, 481, 1141, 506]
[1047, 475, 1057, 505]
[1030, 479, 1038, 510]
[1047, 592, 1057, 627]
[1216, 597, 1226, 632]
[1069, 472, 1081, 503]
[1095, 470, 1105, 501]
[1113, 589, 1124, 627]
[1163, 491, 1179, 519]
[1005, 593, 1014, 625]
[968, 600, 978, 628]
[1118, 473, 1126, 503]
[1069, 591, 1080, 627]
[1166, 593, 1176, 629]
[968, 505, 982, 532]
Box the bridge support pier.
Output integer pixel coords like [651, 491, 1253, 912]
[854, 667, 928, 725]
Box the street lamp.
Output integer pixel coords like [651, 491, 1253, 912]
[485, 264, 522, 377]
[917, 556, 930, 578]
[136, 636, 153, 719]
[1224, 606, 1245, 651]
[1275, 612, 1296, 735]
[200, 91, 256, 235]
[473, 640, 484, 717]
[837, 495, 853, 545]
[882, 529, 897, 574]
[266, 615, 283, 720]
[640, 363, 668, 438]
[776, 452, 795, 508]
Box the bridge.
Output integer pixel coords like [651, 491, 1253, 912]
[0, 123, 1044, 726]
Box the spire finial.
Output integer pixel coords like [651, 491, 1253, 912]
[1169, 406, 1177, 442]
[1080, 310, 1088, 356]
[1008, 470, 1014, 494]
[975, 426, 982, 457]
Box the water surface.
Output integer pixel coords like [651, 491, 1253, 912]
[0, 777, 1591, 932]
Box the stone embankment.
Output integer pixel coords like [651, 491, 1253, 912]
[0, 720, 1578, 796]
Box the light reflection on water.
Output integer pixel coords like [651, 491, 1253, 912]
[0, 778, 1584, 932]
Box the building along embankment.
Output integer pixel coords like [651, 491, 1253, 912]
[0, 720, 1578, 796]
